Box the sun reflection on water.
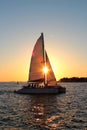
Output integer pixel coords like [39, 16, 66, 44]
[24, 95, 68, 129]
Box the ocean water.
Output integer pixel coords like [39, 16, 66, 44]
[0, 82, 87, 130]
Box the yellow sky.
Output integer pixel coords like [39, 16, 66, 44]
[0, 43, 87, 82]
[0, 1, 87, 82]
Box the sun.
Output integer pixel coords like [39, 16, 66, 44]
[43, 66, 49, 74]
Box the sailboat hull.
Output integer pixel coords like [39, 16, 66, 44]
[14, 86, 66, 94]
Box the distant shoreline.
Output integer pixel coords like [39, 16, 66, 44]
[59, 77, 87, 82]
[0, 77, 87, 83]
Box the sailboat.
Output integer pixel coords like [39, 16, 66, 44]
[15, 33, 66, 94]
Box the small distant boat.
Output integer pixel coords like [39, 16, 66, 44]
[17, 82, 19, 85]
[15, 33, 66, 94]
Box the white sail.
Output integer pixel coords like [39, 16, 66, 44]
[45, 51, 57, 86]
[29, 34, 44, 82]
[29, 33, 57, 86]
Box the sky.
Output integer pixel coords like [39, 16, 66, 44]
[0, 0, 87, 81]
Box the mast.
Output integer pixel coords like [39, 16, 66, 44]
[41, 33, 47, 86]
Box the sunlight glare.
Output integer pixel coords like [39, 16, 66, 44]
[43, 66, 49, 74]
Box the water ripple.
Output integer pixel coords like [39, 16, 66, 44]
[0, 82, 87, 129]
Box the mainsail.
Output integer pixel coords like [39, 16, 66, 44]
[28, 33, 57, 86]
[29, 34, 44, 82]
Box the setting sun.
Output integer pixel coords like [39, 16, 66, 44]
[43, 66, 49, 74]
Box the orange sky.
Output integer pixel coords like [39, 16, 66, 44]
[0, 39, 87, 82]
[0, 0, 87, 81]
